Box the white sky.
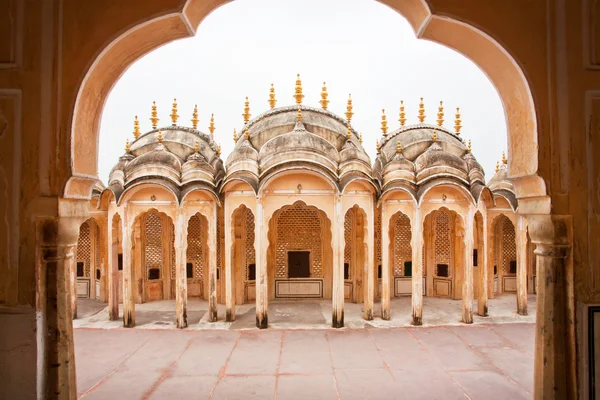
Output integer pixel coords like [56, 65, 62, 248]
[98, 0, 507, 184]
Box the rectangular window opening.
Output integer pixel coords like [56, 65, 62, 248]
[473, 249, 478, 267]
[436, 263, 449, 278]
[509, 260, 517, 274]
[288, 251, 310, 278]
[117, 254, 123, 271]
[96, 269, 101, 280]
[148, 268, 160, 280]
[404, 261, 412, 277]
[186, 262, 193, 279]
[344, 263, 350, 280]
[248, 263, 256, 281]
[377, 264, 382, 279]
[76, 262, 84, 277]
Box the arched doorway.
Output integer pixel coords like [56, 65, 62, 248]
[492, 214, 517, 297]
[387, 211, 413, 298]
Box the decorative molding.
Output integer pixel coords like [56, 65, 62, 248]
[275, 279, 323, 298]
[583, 0, 600, 69]
[0, 0, 23, 69]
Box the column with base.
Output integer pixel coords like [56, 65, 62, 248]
[174, 210, 188, 328]
[380, 204, 391, 320]
[363, 205, 375, 321]
[411, 208, 424, 325]
[516, 214, 528, 315]
[462, 209, 474, 324]
[69, 241, 78, 319]
[208, 204, 218, 322]
[121, 209, 135, 327]
[332, 196, 344, 328]
[478, 213, 489, 316]
[225, 205, 235, 322]
[255, 200, 268, 329]
[107, 215, 119, 320]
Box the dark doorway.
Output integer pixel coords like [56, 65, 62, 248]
[288, 251, 310, 278]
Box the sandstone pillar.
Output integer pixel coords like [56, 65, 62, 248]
[380, 204, 391, 320]
[478, 214, 489, 316]
[411, 208, 424, 325]
[516, 214, 528, 315]
[332, 196, 344, 328]
[225, 207, 235, 322]
[107, 216, 119, 320]
[462, 210, 474, 324]
[363, 206, 375, 320]
[529, 216, 570, 399]
[208, 205, 218, 322]
[121, 210, 135, 327]
[255, 200, 268, 329]
[174, 210, 188, 328]
[69, 243, 78, 319]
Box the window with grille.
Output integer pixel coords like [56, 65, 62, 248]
[144, 212, 163, 281]
[186, 214, 204, 280]
[434, 210, 452, 277]
[288, 251, 310, 278]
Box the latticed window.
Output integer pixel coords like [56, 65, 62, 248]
[344, 210, 354, 280]
[275, 203, 323, 279]
[76, 221, 91, 277]
[245, 209, 255, 281]
[501, 217, 517, 274]
[144, 212, 163, 280]
[187, 214, 204, 280]
[434, 210, 452, 277]
[375, 208, 382, 266]
[393, 213, 411, 277]
[95, 223, 101, 278]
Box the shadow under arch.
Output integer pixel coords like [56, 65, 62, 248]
[64, 0, 543, 205]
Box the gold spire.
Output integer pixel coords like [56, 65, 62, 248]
[345, 94, 353, 122]
[467, 139, 472, 153]
[244, 127, 249, 141]
[495, 161, 500, 173]
[297, 105, 302, 122]
[242, 97, 251, 124]
[346, 122, 352, 140]
[191, 105, 199, 129]
[320, 82, 329, 109]
[359, 132, 363, 144]
[376, 140, 381, 154]
[170, 98, 179, 126]
[157, 130, 163, 143]
[209, 113, 215, 135]
[502, 151, 507, 164]
[216, 143, 222, 157]
[233, 128, 238, 143]
[418, 97, 425, 123]
[268, 84, 277, 109]
[133, 115, 141, 139]
[294, 74, 304, 104]
[399, 100, 407, 127]
[150, 101, 159, 129]
[454, 107, 462, 134]
[396, 140, 402, 154]
[432, 130, 438, 142]
[437, 101, 444, 127]
[381, 109, 388, 135]
[194, 139, 199, 153]
[125, 138, 131, 153]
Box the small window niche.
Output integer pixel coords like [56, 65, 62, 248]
[76, 262, 84, 277]
[404, 261, 412, 277]
[473, 249, 478, 267]
[96, 269, 101, 280]
[436, 263, 449, 278]
[377, 264, 382, 279]
[117, 254, 123, 271]
[509, 260, 517, 274]
[186, 262, 193, 279]
[148, 268, 160, 280]
[494, 265, 498, 275]
[248, 263, 256, 281]
[344, 263, 350, 280]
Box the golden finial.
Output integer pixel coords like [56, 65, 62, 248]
[170, 98, 179, 126]
[320, 82, 329, 109]
[209, 113, 215, 135]
[216, 143, 222, 157]
[502, 151, 507, 164]
[233, 128, 238, 143]
[495, 161, 500, 173]
[125, 139, 131, 153]
[150, 101, 159, 129]
[157, 130, 163, 143]
[418, 97, 426, 123]
[269, 84, 277, 109]
[399, 100, 407, 127]
[376, 140, 381, 154]
[467, 139, 472, 153]
[194, 139, 199, 153]
[381, 109, 388, 135]
[359, 132, 363, 144]
[454, 107, 462, 134]
[294, 74, 304, 104]
[297, 105, 302, 122]
[191, 105, 199, 129]
[133, 115, 141, 139]
[437, 101, 444, 127]
[432, 130, 438, 142]
[346, 123, 352, 140]
[244, 127, 249, 141]
[242, 97, 251, 124]
[397, 140, 402, 154]
[345, 94, 354, 122]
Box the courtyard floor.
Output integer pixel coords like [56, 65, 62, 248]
[75, 323, 534, 399]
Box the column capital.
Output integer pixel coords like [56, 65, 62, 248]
[527, 214, 571, 249]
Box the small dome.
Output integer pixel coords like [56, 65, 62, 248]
[414, 142, 468, 175]
[126, 145, 182, 171]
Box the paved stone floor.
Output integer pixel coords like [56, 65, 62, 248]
[75, 323, 534, 399]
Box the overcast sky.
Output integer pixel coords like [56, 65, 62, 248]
[98, 0, 507, 184]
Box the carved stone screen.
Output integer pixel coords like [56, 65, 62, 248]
[434, 210, 452, 277]
[393, 213, 411, 277]
[187, 214, 204, 280]
[245, 209, 255, 281]
[76, 221, 91, 278]
[344, 210, 354, 279]
[144, 212, 163, 281]
[502, 217, 517, 274]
